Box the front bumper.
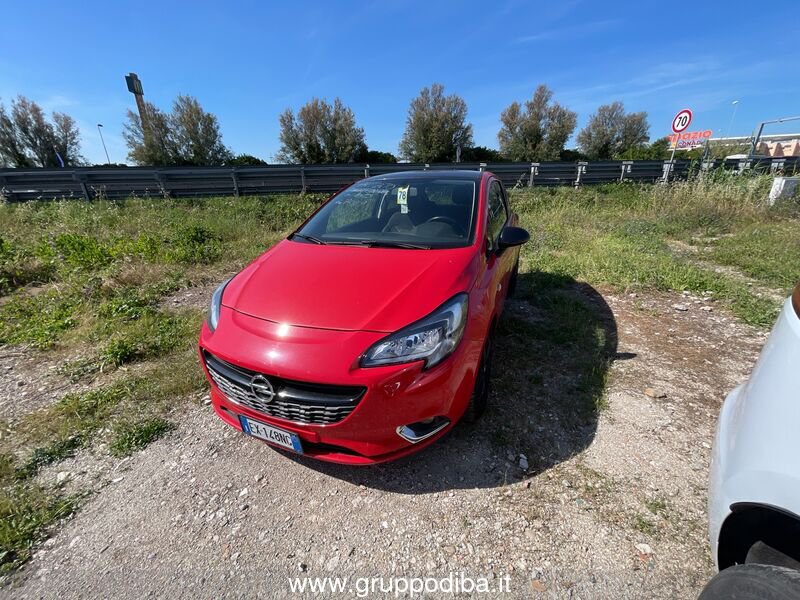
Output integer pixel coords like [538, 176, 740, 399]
[198, 306, 481, 464]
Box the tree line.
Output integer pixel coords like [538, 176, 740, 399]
[0, 84, 672, 168]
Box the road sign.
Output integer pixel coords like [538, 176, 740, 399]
[667, 129, 712, 150]
[672, 109, 693, 133]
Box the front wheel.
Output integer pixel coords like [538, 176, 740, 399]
[699, 565, 800, 600]
[463, 328, 495, 423]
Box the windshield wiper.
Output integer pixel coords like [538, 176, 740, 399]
[360, 240, 431, 250]
[293, 234, 430, 249]
[292, 233, 326, 245]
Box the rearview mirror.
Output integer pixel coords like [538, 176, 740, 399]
[498, 226, 530, 249]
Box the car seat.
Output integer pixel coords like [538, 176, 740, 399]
[383, 188, 437, 233]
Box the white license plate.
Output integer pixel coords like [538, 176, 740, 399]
[239, 415, 303, 454]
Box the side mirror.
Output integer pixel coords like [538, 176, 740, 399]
[498, 226, 529, 249]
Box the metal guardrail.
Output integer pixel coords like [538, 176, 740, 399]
[0, 157, 797, 201]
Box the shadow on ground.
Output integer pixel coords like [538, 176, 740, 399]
[284, 272, 625, 493]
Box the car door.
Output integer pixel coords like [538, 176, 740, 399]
[490, 179, 517, 311]
[477, 178, 512, 325]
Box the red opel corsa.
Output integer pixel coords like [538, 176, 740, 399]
[198, 170, 528, 464]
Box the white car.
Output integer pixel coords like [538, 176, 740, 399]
[702, 283, 800, 599]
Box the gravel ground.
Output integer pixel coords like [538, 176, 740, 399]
[4, 288, 768, 599]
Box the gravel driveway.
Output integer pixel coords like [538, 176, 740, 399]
[5, 288, 767, 599]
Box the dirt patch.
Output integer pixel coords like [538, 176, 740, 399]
[667, 239, 785, 304]
[4, 289, 768, 599]
[0, 346, 98, 423]
[160, 281, 220, 312]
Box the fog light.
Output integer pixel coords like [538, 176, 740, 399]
[396, 417, 450, 443]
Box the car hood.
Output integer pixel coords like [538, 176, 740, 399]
[223, 239, 476, 333]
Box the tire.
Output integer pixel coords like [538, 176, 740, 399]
[507, 258, 519, 298]
[463, 327, 495, 423]
[699, 564, 800, 600]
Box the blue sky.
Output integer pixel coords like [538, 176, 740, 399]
[1, 0, 798, 164]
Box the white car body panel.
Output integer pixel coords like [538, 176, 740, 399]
[709, 296, 800, 567]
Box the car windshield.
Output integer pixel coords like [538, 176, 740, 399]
[292, 176, 477, 249]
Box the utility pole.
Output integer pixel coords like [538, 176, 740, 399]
[125, 73, 150, 144]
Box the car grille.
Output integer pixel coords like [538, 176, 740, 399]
[203, 351, 365, 425]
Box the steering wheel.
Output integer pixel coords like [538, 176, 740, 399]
[423, 216, 465, 236]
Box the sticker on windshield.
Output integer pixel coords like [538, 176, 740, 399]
[397, 185, 409, 205]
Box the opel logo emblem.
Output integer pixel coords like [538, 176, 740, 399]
[250, 374, 275, 403]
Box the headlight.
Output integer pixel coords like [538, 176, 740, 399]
[208, 278, 232, 332]
[360, 293, 468, 369]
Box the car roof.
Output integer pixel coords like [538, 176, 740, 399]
[367, 169, 484, 183]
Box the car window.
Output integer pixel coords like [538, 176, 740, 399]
[325, 189, 377, 232]
[295, 177, 477, 249]
[486, 180, 508, 248]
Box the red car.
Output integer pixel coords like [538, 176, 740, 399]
[198, 170, 528, 464]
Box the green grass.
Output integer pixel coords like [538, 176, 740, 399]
[0, 484, 82, 574]
[109, 418, 175, 457]
[495, 283, 613, 416]
[0, 235, 55, 295]
[98, 311, 200, 367]
[0, 450, 81, 574]
[15, 437, 85, 481]
[633, 514, 658, 536]
[709, 221, 800, 290]
[513, 175, 797, 325]
[0, 290, 80, 349]
[645, 497, 669, 517]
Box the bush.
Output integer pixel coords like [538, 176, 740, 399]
[168, 225, 222, 264]
[52, 233, 112, 270]
[111, 234, 161, 262]
[97, 288, 157, 321]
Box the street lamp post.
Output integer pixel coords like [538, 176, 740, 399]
[726, 100, 739, 139]
[97, 123, 111, 165]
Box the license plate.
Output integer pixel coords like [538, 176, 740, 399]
[238, 415, 303, 454]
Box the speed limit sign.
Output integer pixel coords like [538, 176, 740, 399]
[672, 109, 693, 133]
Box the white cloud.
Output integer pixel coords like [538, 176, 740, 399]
[513, 19, 618, 44]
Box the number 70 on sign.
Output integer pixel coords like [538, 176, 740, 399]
[672, 109, 693, 133]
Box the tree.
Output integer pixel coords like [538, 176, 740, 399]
[123, 102, 176, 166]
[559, 148, 588, 162]
[0, 96, 83, 167]
[226, 154, 268, 166]
[617, 137, 670, 160]
[277, 98, 366, 164]
[123, 95, 231, 166]
[497, 85, 577, 161]
[364, 149, 397, 163]
[460, 146, 504, 162]
[0, 104, 28, 167]
[576, 101, 650, 159]
[399, 84, 473, 162]
[170, 95, 231, 165]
